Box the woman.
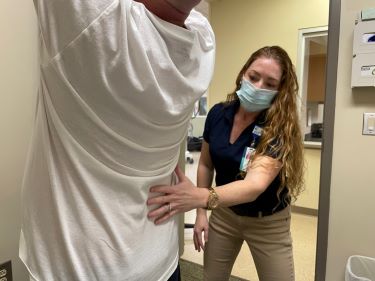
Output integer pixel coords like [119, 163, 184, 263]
[148, 46, 304, 281]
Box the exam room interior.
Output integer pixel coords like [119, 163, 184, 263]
[1, 0, 328, 280]
[2, 0, 375, 281]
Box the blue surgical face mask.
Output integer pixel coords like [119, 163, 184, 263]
[236, 78, 278, 112]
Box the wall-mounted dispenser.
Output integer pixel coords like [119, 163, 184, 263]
[351, 8, 375, 88]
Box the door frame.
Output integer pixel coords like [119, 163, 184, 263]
[314, 0, 341, 280]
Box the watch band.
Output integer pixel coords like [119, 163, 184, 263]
[206, 187, 219, 210]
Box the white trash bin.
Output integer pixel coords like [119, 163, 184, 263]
[346, 255, 375, 281]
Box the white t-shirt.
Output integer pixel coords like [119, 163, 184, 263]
[20, 1, 215, 280]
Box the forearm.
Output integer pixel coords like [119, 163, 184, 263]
[197, 164, 214, 189]
[191, 178, 264, 211]
[196, 164, 214, 214]
[202, 156, 282, 209]
[213, 180, 264, 208]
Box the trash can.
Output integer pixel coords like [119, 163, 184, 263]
[346, 255, 375, 281]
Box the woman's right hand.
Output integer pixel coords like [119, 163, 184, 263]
[193, 211, 209, 252]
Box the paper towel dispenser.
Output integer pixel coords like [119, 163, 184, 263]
[351, 8, 375, 88]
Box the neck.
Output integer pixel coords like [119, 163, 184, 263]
[164, 0, 190, 17]
[165, 0, 202, 13]
[237, 106, 260, 123]
[135, 0, 193, 27]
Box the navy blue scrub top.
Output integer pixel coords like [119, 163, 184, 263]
[203, 101, 289, 216]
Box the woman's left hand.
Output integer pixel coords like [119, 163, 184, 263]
[147, 166, 208, 225]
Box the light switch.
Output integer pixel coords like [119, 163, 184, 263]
[363, 113, 375, 135]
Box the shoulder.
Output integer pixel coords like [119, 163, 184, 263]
[203, 103, 225, 141]
[205, 102, 233, 131]
[207, 102, 225, 119]
[185, 10, 215, 50]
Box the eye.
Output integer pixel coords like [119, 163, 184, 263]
[266, 83, 277, 90]
[249, 75, 258, 83]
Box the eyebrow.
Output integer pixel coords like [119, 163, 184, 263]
[248, 70, 280, 83]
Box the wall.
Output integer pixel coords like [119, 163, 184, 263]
[209, 0, 329, 107]
[0, 0, 38, 280]
[190, 117, 206, 137]
[325, 1, 375, 280]
[296, 148, 321, 210]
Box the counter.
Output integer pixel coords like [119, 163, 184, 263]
[304, 141, 322, 149]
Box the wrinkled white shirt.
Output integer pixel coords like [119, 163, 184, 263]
[20, 1, 215, 280]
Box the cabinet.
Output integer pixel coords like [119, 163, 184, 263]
[307, 54, 327, 102]
[307, 41, 327, 103]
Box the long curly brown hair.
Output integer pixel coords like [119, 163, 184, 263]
[225, 46, 304, 202]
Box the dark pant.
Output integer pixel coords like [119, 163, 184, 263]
[167, 264, 181, 281]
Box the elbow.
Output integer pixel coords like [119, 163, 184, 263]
[243, 182, 267, 203]
[198, 163, 214, 175]
[248, 190, 263, 203]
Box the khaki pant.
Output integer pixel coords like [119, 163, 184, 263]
[203, 206, 294, 281]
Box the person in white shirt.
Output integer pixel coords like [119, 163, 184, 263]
[20, 1, 215, 280]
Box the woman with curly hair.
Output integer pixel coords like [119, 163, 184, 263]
[148, 45, 304, 281]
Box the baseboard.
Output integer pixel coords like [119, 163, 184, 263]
[291, 205, 318, 216]
[184, 227, 193, 240]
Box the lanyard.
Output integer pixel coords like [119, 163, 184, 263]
[250, 125, 263, 148]
[239, 125, 263, 172]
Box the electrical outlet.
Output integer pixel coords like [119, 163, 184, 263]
[0, 260, 12, 281]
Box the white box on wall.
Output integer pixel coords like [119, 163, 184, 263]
[351, 9, 375, 88]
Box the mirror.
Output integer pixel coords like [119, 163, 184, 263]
[297, 27, 328, 144]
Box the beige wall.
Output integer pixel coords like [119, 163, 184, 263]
[0, 0, 37, 280]
[297, 148, 321, 210]
[326, 1, 375, 280]
[209, 0, 329, 107]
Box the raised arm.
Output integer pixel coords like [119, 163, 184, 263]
[33, 0, 118, 60]
[135, 0, 202, 27]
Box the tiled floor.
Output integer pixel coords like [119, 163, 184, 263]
[182, 152, 317, 281]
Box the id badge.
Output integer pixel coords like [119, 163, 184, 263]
[252, 125, 263, 137]
[239, 146, 255, 172]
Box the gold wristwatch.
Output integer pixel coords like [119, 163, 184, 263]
[206, 187, 219, 210]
